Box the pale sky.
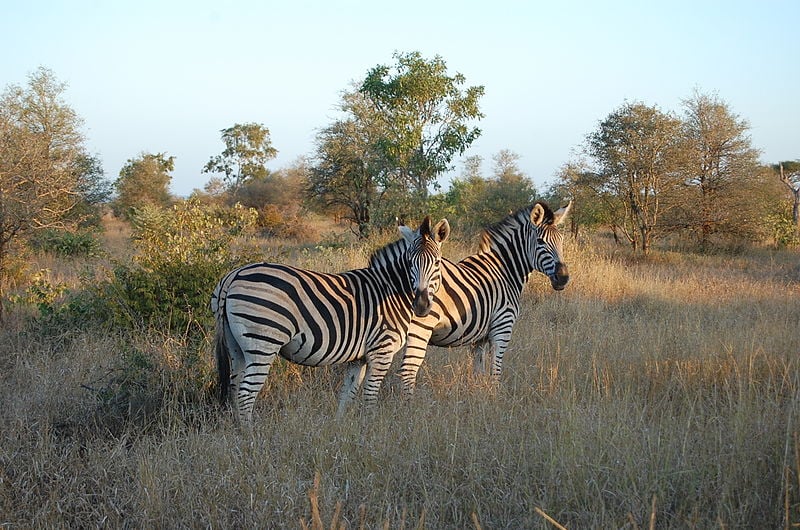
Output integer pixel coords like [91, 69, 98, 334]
[2, 0, 798, 196]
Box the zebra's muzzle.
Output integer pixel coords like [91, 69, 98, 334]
[550, 263, 570, 291]
[412, 289, 433, 317]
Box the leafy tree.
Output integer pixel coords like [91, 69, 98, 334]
[308, 90, 387, 238]
[203, 123, 278, 192]
[444, 156, 489, 229]
[113, 152, 174, 220]
[485, 150, 536, 214]
[587, 102, 684, 254]
[0, 67, 88, 318]
[360, 51, 484, 216]
[443, 151, 537, 232]
[234, 162, 307, 211]
[71, 153, 112, 228]
[678, 90, 763, 247]
[103, 198, 259, 331]
[235, 158, 312, 239]
[550, 160, 621, 240]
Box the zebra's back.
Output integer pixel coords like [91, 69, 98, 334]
[220, 262, 397, 366]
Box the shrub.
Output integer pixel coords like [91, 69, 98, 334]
[102, 198, 260, 332]
[258, 203, 315, 241]
[766, 208, 799, 248]
[30, 228, 103, 257]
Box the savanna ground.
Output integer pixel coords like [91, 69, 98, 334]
[1, 218, 799, 529]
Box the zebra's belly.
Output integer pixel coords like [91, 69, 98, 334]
[429, 322, 486, 348]
[278, 332, 366, 366]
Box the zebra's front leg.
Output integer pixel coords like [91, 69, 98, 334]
[361, 343, 400, 408]
[337, 362, 367, 418]
[397, 326, 434, 399]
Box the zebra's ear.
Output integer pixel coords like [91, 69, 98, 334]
[530, 203, 547, 226]
[398, 224, 416, 243]
[432, 219, 450, 244]
[553, 200, 572, 226]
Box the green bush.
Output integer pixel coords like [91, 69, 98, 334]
[100, 199, 260, 332]
[767, 209, 799, 248]
[30, 229, 103, 257]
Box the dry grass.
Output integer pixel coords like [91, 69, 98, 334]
[1, 233, 799, 528]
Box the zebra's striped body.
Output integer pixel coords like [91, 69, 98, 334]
[211, 216, 450, 422]
[397, 201, 571, 395]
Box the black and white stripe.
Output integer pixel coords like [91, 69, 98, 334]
[397, 201, 571, 395]
[211, 216, 450, 422]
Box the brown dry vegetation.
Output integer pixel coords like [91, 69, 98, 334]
[1, 230, 799, 529]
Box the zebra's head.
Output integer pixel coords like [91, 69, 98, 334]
[399, 216, 450, 317]
[529, 201, 572, 291]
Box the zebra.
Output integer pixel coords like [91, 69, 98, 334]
[396, 201, 571, 396]
[211, 216, 450, 422]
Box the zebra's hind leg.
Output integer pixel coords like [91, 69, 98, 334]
[236, 352, 276, 423]
[337, 362, 367, 418]
[472, 339, 494, 375]
[360, 353, 395, 409]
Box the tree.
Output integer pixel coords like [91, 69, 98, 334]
[71, 153, 112, 228]
[679, 90, 763, 247]
[203, 123, 277, 192]
[360, 51, 484, 216]
[777, 160, 800, 229]
[0, 67, 87, 318]
[113, 152, 174, 219]
[587, 102, 684, 254]
[310, 117, 378, 238]
[234, 161, 306, 211]
[485, 150, 537, 213]
[551, 160, 620, 240]
[308, 89, 391, 238]
[444, 156, 490, 229]
[442, 151, 537, 232]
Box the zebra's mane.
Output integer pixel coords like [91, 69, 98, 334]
[478, 202, 554, 253]
[367, 237, 408, 270]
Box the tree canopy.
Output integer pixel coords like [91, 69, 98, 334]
[203, 123, 278, 193]
[359, 51, 484, 214]
[586, 101, 684, 254]
[0, 67, 89, 317]
[562, 90, 778, 251]
[113, 152, 174, 220]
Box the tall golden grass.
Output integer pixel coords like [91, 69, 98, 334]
[1, 233, 799, 528]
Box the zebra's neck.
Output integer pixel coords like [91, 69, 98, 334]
[364, 238, 413, 293]
[477, 209, 536, 291]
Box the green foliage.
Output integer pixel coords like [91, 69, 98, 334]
[13, 269, 68, 317]
[766, 202, 799, 248]
[113, 152, 174, 220]
[0, 67, 89, 318]
[308, 93, 387, 239]
[203, 123, 278, 192]
[30, 228, 102, 257]
[359, 50, 484, 218]
[587, 101, 684, 253]
[69, 153, 112, 229]
[432, 151, 537, 234]
[102, 198, 259, 332]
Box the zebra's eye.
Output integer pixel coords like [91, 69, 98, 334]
[536, 238, 545, 245]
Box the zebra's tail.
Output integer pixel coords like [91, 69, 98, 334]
[214, 308, 232, 406]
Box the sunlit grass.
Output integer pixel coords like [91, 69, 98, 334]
[1, 227, 799, 528]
